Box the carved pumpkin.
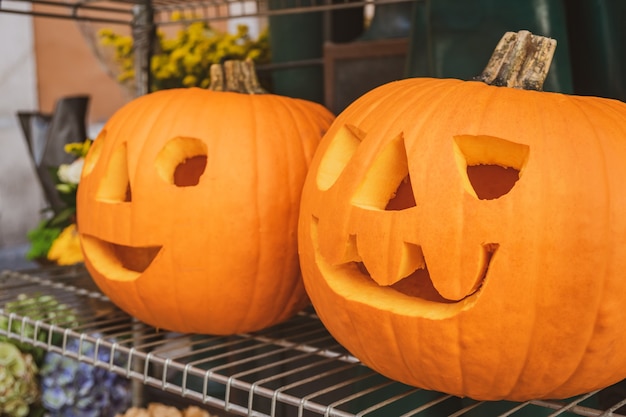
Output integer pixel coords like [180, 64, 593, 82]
[298, 33, 626, 400]
[77, 61, 334, 334]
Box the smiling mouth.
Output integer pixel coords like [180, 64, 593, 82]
[81, 234, 162, 281]
[355, 243, 498, 303]
[311, 217, 497, 310]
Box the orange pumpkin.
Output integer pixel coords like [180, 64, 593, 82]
[77, 61, 334, 334]
[298, 33, 626, 400]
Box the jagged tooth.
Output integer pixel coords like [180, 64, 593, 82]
[424, 243, 498, 301]
[357, 231, 426, 286]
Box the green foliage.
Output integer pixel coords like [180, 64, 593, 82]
[25, 139, 90, 263]
[25, 220, 62, 261]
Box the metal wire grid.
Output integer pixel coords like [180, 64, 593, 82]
[1, 267, 626, 417]
[146, 0, 416, 25]
[0, 0, 135, 24]
[0, 0, 412, 25]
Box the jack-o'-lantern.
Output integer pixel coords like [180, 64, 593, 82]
[78, 61, 334, 335]
[298, 31, 626, 400]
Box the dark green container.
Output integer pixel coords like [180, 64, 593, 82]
[268, 0, 324, 104]
[405, 0, 574, 93]
[565, 0, 626, 101]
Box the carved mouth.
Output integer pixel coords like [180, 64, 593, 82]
[81, 234, 162, 281]
[311, 219, 496, 317]
[356, 243, 497, 303]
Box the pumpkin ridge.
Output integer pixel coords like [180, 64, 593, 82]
[274, 95, 335, 320]
[343, 297, 378, 370]
[355, 78, 455, 145]
[471, 90, 544, 400]
[129, 92, 180, 188]
[492, 90, 614, 400]
[256, 95, 304, 327]
[387, 311, 429, 390]
[137, 93, 204, 332]
[268, 96, 318, 317]
[236, 94, 265, 332]
[537, 93, 615, 399]
[457, 80, 505, 140]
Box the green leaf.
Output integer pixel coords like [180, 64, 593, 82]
[25, 220, 62, 260]
[48, 207, 76, 227]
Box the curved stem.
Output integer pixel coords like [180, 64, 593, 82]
[209, 60, 266, 94]
[476, 30, 556, 91]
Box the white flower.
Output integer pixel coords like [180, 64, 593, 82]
[57, 158, 84, 185]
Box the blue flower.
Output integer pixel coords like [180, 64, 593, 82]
[39, 336, 132, 417]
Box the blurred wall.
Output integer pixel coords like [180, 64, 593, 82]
[0, 8, 42, 250]
[0, 9, 130, 252]
[33, 12, 131, 124]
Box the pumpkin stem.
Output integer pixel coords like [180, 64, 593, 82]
[209, 59, 266, 94]
[476, 30, 556, 91]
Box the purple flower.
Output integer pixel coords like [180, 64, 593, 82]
[40, 336, 132, 417]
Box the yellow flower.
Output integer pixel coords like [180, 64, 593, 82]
[63, 139, 92, 157]
[182, 75, 198, 87]
[47, 224, 83, 265]
[161, 38, 179, 52]
[99, 19, 270, 92]
[170, 10, 183, 21]
[117, 69, 135, 83]
[116, 37, 133, 57]
[182, 53, 201, 72]
[186, 22, 208, 43]
[200, 78, 211, 88]
[64, 142, 82, 155]
[246, 49, 262, 60]
[170, 46, 189, 62]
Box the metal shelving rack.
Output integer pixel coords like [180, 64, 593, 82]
[2, 1, 626, 415]
[1, 266, 626, 417]
[0, 0, 408, 24]
[0, 0, 415, 96]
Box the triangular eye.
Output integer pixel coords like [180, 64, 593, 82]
[351, 133, 417, 211]
[155, 137, 207, 187]
[96, 142, 132, 203]
[316, 124, 365, 191]
[454, 135, 530, 200]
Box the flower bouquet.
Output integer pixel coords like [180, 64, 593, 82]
[26, 139, 92, 266]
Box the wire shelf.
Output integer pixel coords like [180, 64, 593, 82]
[1, 266, 626, 417]
[0, 0, 414, 25]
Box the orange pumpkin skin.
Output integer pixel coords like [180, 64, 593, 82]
[78, 87, 334, 335]
[298, 77, 626, 401]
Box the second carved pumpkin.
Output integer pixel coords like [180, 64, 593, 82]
[298, 33, 626, 400]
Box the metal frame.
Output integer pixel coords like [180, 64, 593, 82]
[1, 266, 626, 417]
[0, 0, 416, 96]
[0, 0, 412, 23]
